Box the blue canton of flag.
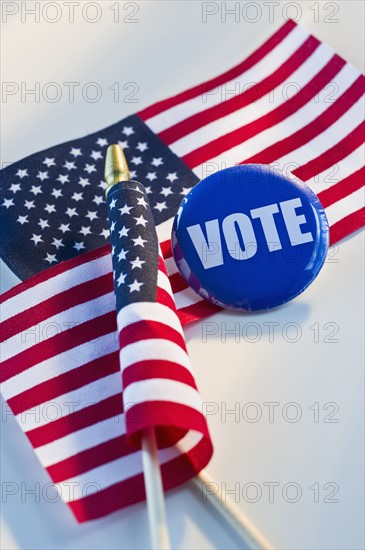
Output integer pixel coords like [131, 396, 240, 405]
[0, 115, 198, 280]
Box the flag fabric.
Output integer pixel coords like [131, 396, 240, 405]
[1, 19, 365, 522]
[0, 238, 213, 522]
[106, 177, 212, 458]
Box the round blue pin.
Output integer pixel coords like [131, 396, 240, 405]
[172, 165, 329, 311]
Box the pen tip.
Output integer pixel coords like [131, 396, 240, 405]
[104, 144, 130, 193]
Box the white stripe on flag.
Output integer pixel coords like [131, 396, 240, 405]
[274, 94, 365, 167]
[164, 256, 179, 276]
[123, 378, 203, 412]
[117, 302, 184, 338]
[192, 64, 361, 175]
[156, 217, 173, 243]
[0, 253, 112, 323]
[2, 332, 118, 400]
[157, 269, 174, 297]
[174, 287, 204, 310]
[119, 339, 192, 374]
[58, 430, 203, 502]
[16, 373, 121, 431]
[307, 145, 365, 195]
[325, 187, 365, 226]
[1, 292, 116, 361]
[146, 25, 309, 133]
[171, 43, 334, 156]
[57, 448, 143, 501]
[35, 413, 126, 468]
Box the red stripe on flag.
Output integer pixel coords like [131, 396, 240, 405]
[329, 208, 365, 245]
[318, 167, 365, 208]
[7, 351, 120, 415]
[242, 76, 364, 165]
[157, 254, 167, 272]
[0, 273, 113, 342]
[169, 272, 189, 294]
[68, 435, 213, 522]
[122, 359, 197, 390]
[293, 120, 365, 181]
[0, 244, 111, 304]
[47, 435, 133, 483]
[183, 54, 345, 169]
[126, 400, 210, 448]
[119, 320, 187, 352]
[68, 472, 146, 522]
[159, 35, 320, 145]
[1, 312, 117, 383]
[138, 20, 296, 121]
[160, 240, 173, 258]
[178, 300, 222, 326]
[156, 286, 176, 311]
[26, 394, 123, 448]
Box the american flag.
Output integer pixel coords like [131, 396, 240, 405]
[1, 20, 364, 522]
[106, 178, 212, 452]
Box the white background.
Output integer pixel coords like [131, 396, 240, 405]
[1, 1, 364, 549]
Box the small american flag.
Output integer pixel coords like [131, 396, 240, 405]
[1, 20, 364, 522]
[106, 178, 212, 453]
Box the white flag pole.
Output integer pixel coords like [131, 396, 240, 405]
[141, 429, 171, 550]
[191, 469, 274, 550]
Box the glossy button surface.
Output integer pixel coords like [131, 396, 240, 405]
[171, 165, 329, 311]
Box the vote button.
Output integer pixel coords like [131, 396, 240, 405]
[171, 164, 329, 311]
